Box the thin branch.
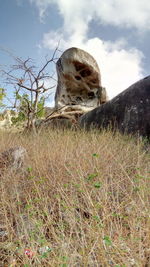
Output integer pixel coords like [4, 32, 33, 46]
[17, 83, 37, 92]
[37, 46, 59, 79]
[43, 85, 56, 92]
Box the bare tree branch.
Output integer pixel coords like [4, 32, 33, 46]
[0, 47, 59, 132]
[17, 83, 37, 92]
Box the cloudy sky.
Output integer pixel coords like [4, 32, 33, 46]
[0, 0, 150, 105]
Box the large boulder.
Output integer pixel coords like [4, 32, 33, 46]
[79, 76, 150, 139]
[42, 47, 107, 128]
[55, 47, 107, 113]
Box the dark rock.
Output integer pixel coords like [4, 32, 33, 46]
[79, 76, 150, 139]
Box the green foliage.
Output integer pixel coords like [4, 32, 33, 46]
[37, 96, 45, 118]
[11, 93, 28, 124]
[12, 93, 45, 124]
[11, 110, 26, 124]
[93, 182, 102, 188]
[103, 236, 112, 246]
[92, 153, 99, 157]
[0, 88, 6, 109]
[18, 93, 29, 117]
[87, 173, 98, 181]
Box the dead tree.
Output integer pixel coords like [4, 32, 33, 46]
[0, 48, 59, 131]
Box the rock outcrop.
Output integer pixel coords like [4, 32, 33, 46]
[79, 76, 150, 139]
[0, 146, 26, 175]
[55, 47, 107, 111]
[40, 48, 107, 128]
[43, 47, 107, 126]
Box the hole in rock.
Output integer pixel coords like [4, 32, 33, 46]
[76, 96, 82, 101]
[80, 69, 91, 77]
[91, 79, 97, 84]
[75, 75, 81, 80]
[88, 92, 95, 99]
[73, 61, 87, 71]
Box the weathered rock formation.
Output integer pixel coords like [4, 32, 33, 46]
[55, 47, 107, 111]
[45, 47, 107, 125]
[0, 146, 26, 175]
[40, 48, 107, 128]
[79, 76, 150, 139]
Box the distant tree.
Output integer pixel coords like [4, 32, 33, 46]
[0, 47, 59, 132]
[11, 93, 45, 126]
[0, 88, 6, 111]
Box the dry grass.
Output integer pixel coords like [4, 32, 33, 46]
[0, 129, 150, 267]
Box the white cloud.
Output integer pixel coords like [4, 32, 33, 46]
[30, 0, 150, 30]
[79, 38, 144, 99]
[94, 0, 150, 30]
[30, 0, 146, 98]
[42, 30, 65, 50]
[29, 0, 55, 21]
[43, 31, 144, 99]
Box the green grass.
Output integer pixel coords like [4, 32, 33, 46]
[0, 129, 150, 266]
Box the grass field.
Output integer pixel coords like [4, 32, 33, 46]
[0, 129, 150, 266]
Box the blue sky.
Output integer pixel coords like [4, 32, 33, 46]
[0, 0, 150, 105]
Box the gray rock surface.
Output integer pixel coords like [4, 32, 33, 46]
[0, 146, 26, 174]
[79, 76, 150, 139]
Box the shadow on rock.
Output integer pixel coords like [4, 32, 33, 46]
[79, 76, 150, 140]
